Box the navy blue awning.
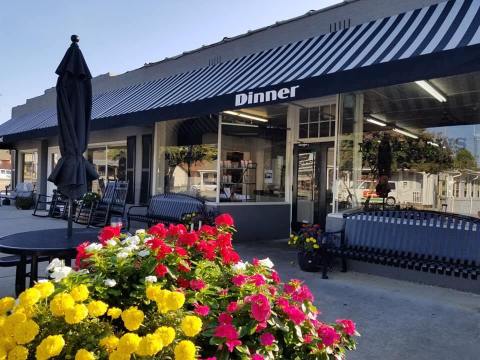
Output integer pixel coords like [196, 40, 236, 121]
[2, 0, 480, 141]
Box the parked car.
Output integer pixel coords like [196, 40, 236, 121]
[355, 180, 397, 206]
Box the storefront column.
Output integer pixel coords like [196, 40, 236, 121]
[38, 140, 48, 196]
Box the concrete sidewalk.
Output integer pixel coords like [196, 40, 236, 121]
[0, 206, 478, 359]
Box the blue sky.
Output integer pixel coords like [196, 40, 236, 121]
[0, 0, 340, 124]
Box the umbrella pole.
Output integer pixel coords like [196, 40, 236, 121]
[67, 198, 73, 238]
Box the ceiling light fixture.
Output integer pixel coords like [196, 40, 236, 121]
[366, 117, 387, 127]
[221, 122, 259, 128]
[427, 141, 439, 147]
[415, 80, 447, 103]
[393, 128, 418, 139]
[223, 110, 268, 123]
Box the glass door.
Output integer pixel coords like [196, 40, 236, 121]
[292, 142, 334, 229]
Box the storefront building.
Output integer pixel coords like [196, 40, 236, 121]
[1, 0, 480, 241]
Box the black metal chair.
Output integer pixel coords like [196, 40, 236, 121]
[88, 180, 129, 227]
[33, 189, 69, 218]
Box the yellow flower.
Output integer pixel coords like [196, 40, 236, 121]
[167, 291, 185, 311]
[36, 335, 65, 360]
[121, 306, 144, 331]
[3, 313, 26, 334]
[7, 345, 28, 360]
[117, 333, 141, 354]
[13, 305, 35, 319]
[107, 307, 122, 319]
[87, 300, 108, 317]
[174, 340, 196, 360]
[0, 347, 6, 360]
[313, 244, 320, 249]
[108, 350, 130, 360]
[13, 319, 39, 344]
[0, 297, 15, 314]
[18, 288, 41, 308]
[75, 349, 95, 360]
[145, 285, 162, 301]
[71, 285, 89, 302]
[135, 334, 163, 356]
[33, 282, 55, 299]
[180, 315, 203, 337]
[64, 304, 88, 324]
[155, 290, 171, 313]
[154, 326, 175, 346]
[0, 335, 15, 351]
[49, 293, 75, 317]
[99, 335, 119, 352]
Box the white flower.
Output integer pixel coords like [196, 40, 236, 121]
[124, 244, 138, 252]
[104, 279, 117, 287]
[123, 235, 140, 246]
[106, 239, 117, 247]
[46, 258, 63, 272]
[137, 249, 150, 257]
[135, 229, 146, 235]
[116, 251, 130, 259]
[50, 266, 72, 282]
[37, 279, 48, 284]
[85, 243, 103, 252]
[232, 261, 247, 272]
[259, 258, 274, 269]
[145, 276, 157, 283]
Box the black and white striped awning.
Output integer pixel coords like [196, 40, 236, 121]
[2, 0, 480, 140]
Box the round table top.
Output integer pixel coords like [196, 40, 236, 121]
[0, 228, 100, 255]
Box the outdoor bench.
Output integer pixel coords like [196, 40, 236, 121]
[127, 193, 210, 230]
[322, 210, 480, 280]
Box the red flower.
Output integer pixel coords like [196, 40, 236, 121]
[189, 279, 206, 290]
[336, 319, 356, 336]
[226, 301, 238, 313]
[252, 355, 265, 360]
[252, 258, 260, 266]
[167, 223, 187, 237]
[218, 312, 233, 325]
[214, 324, 238, 339]
[247, 294, 271, 323]
[155, 264, 168, 277]
[149, 223, 167, 238]
[215, 213, 234, 227]
[270, 271, 281, 284]
[216, 233, 232, 248]
[194, 303, 210, 317]
[303, 334, 313, 344]
[179, 232, 198, 247]
[98, 226, 121, 244]
[259, 333, 275, 346]
[196, 240, 217, 260]
[199, 224, 217, 236]
[177, 277, 190, 289]
[220, 248, 240, 265]
[232, 274, 248, 287]
[249, 274, 266, 286]
[318, 324, 340, 346]
[177, 262, 191, 273]
[225, 339, 242, 352]
[175, 246, 188, 257]
[255, 322, 267, 333]
[75, 241, 91, 268]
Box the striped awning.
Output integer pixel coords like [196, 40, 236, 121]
[2, 0, 480, 140]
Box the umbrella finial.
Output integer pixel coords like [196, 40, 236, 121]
[71, 35, 80, 43]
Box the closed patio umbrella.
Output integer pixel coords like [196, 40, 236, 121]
[48, 35, 98, 237]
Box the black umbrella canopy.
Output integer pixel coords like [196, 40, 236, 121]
[48, 35, 98, 200]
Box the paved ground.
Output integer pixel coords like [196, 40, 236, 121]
[0, 206, 479, 359]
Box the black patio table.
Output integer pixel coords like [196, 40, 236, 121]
[0, 228, 99, 296]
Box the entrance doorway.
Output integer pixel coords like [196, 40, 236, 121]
[292, 142, 334, 229]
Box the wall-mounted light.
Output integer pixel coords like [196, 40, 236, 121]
[427, 141, 439, 147]
[393, 128, 418, 139]
[366, 117, 387, 127]
[223, 110, 268, 123]
[415, 80, 447, 103]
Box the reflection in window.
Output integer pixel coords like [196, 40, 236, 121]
[221, 105, 287, 202]
[299, 104, 336, 139]
[22, 152, 37, 186]
[336, 72, 480, 218]
[156, 116, 218, 201]
[87, 145, 127, 194]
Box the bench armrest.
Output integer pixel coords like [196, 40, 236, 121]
[127, 205, 148, 216]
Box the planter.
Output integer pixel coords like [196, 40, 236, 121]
[15, 195, 34, 210]
[297, 250, 319, 272]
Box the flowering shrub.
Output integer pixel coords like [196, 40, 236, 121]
[288, 224, 323, 252]
[0, 213, 358, 359]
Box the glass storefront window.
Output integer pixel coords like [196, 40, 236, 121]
[336, 71, 480, 218]
[21, 151, 37, 186]
[221, 105, 287, 202]
[87, 144, 127, 194]
[155, 116, 218, 201]
[299, 104, 336, 139]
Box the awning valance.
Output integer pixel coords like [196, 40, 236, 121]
[2, 0, 480, 141]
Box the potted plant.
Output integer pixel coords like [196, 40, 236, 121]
[289, 224, 323, 272]
[81, 191, 101, 206]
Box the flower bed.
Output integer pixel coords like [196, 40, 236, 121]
[0, 214, 358, 359]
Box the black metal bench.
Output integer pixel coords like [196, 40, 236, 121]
[322, 210, 480, 280]
[127, 193, 209, 230]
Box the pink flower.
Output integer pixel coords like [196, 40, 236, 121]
[190, 279, 206, 290]
[249, 274, 266, 286]
[215, 213, 234, 227]
[232, 274, 248, 287]
[255, 322, 267, 333]
[227, 301, 238, 313]
[251, 355, 264, 360]
[214, 324, 238, 340]
[336, 319, 356, 336]
[318, 324, 340, 347]
[218, 312, 233, 325]
[283, 305, 306, 325]
[248, 294, 271, 323]
[252, 258, 260, 266]
[303, 334, 313, 344]
[270, 271, 281, 284]
[259, 333, 275, 346]
[225, 339, 242, 352]
[194, 304, 210, 317]
[292, 285, 314, 303]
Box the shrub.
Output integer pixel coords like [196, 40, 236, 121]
[0, 214, 358, 359]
